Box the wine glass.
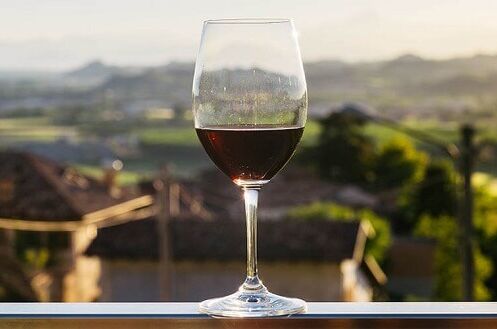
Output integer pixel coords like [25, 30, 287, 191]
[193, 18, 307, 317]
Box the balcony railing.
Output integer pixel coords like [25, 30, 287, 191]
[2, 302, 497, 328]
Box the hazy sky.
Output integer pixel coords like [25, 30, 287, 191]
[2, 0, 497, 70]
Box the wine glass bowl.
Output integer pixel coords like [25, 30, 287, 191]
[193, 18, 307, 317]
[196, 125, 304, 186]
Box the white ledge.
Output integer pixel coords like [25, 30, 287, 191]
[2, 302, 497, 318]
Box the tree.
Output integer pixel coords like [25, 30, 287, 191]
[172, 103, 188, 123]
[410, 160, 458, 218]
[474, 185, 497, 300]
[394, 159, 458, 234]
[306, 111, 376, 185]
[373, 137, 427, 190]
[415, 214, 491, 301]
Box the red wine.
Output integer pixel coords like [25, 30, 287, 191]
[196, 125, 304, 184]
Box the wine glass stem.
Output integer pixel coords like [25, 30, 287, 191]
[242, 188, 264, 291]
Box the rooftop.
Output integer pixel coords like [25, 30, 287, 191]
[85, 216, 367, 262]
[0, 151, 144, 222]
[183, 167, 378, 220]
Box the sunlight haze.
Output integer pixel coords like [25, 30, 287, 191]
[1, 0, 497, 70]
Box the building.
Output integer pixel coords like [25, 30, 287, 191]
[0, 151, 154, 301]
[85, 216, 386, 302]
[81, 166, 386, 302]
[0, 152, 388, 302]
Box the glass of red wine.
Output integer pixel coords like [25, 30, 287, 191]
[193, 18, 307, 317]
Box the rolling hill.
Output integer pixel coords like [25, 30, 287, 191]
[3, 53, 497, 118]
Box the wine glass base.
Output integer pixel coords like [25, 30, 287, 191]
[199, 289, 307, 318]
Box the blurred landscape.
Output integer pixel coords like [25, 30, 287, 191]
[1, 52, 497, 302]
[2, 53, 497, 180]
[2, 0, 497, 304]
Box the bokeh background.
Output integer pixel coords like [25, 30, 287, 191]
[1, 0, 497, 303]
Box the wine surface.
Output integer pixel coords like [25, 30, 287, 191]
[196, 125, 304, 184]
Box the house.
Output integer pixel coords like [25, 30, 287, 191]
[0, 151, 155, 301]
[85, 215, 386, 302]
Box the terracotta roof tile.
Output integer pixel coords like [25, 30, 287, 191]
[85, 216, 362, 262]
[0, 151, 140, 221]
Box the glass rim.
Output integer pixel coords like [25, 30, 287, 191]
[204, 18, 292, 25]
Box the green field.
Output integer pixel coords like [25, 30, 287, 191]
[134, 120, 323, 147]
[1, 116, 496, 187]
[0, 117, 77, 145]
[0, 115, 473, 149]
[136, 126, 199, 146]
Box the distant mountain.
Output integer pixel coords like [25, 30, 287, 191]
[63, 60, 145, 87]
[303, 53, 497, 106]
[92, 61, 194, 104]
[4, 53, 497, 116]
